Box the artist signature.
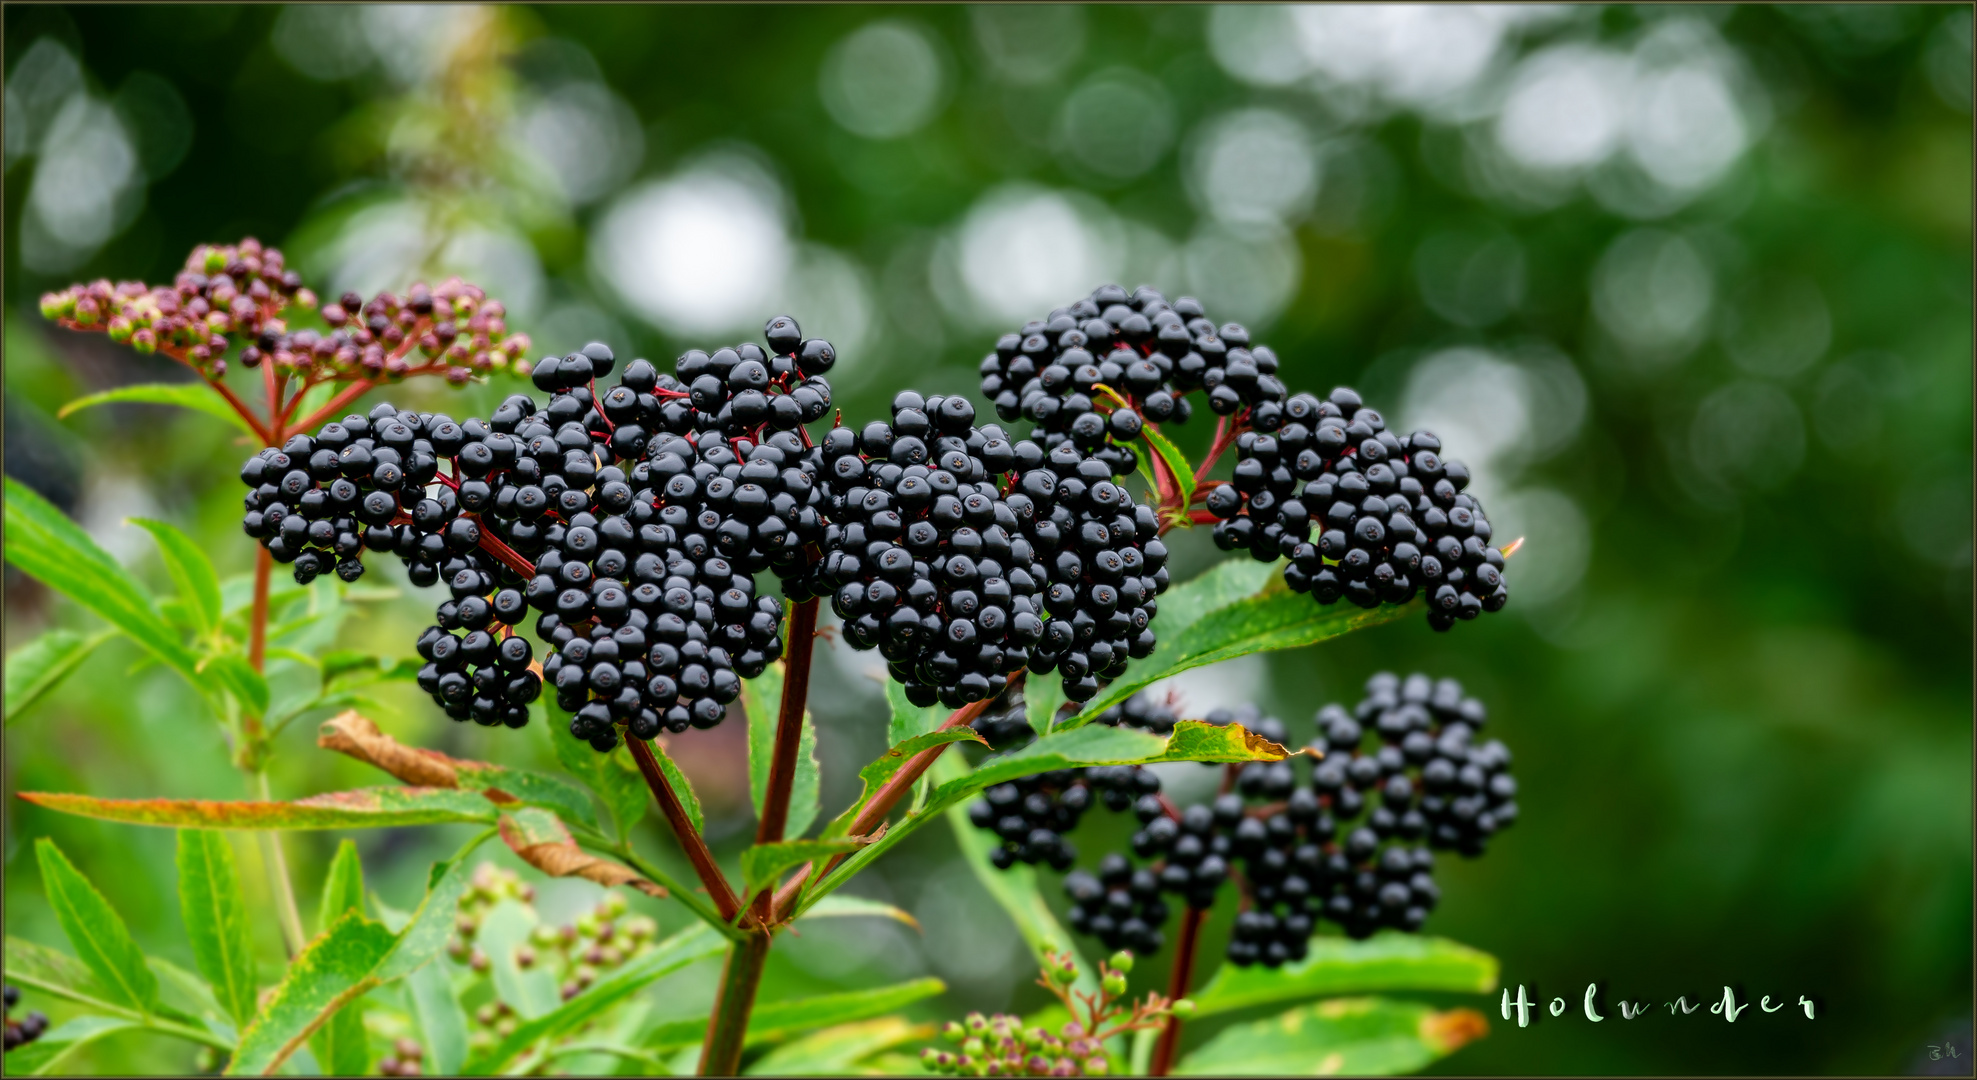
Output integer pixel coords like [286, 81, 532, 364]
[1499, 984, 1818, 1027]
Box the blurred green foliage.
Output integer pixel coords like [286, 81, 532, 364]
[3, 4, 1969, 1075]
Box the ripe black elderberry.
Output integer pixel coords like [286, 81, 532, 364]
[1063, 853, 1170, 955]
[980, 284, 1289, 472]
[3, 984, 47, 1052]
[969, 690, 1036, 751]
[239, 401, 449, 585]
[1209, 386, 1510, 631]
[414, 604, 542, 729]
[969, 770, 1092, 870]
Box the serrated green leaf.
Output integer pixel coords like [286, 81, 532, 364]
[2, 1015, 144, 1075]
[742, 838, 870, 904]
[935, 752, 1096, 998]
[19, 786, 501, 829]
[1174, 997, 1489, 1076]
[4, 936, 116, 1014]
[176, 830, 258, 1030]
[747, 659, 821, 840]
[647, 977, 949, 1052]
[4, 478, 203, 690]
[801, 721, 1281, 913]
[310, 840, 370, 1075]
[202, 651, 269, 716]
[228, 837, 488, 1076]
[1141, 424, 1196, 508]
[316, 839, 366, 933]
[4, 628, 115, 724]
[638, 737, 698, 834]
[407, 961, 470, 1075]
[35, 839, 160, 1015]
[1190, 933, 1499, 1017]
[1072, 564, 1414, 726]
[550, 707, 652, 836]
[227, 910, 396, 1076]
[884, 677, 950, 746]
[460, 924, 724, 1075]
[821, 727, 988, 841]
[744, 1016, 932, 1076]
[128, 518, 222, 635]
[57, 381, 259, 437]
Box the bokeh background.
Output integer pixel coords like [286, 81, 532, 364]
[3, 4, 1971, 1075]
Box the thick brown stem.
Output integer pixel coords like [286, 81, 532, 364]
[626, 736, 747, 925]
[755, 597, 819, 847]
[698, 929, 771, 1076]
[771, 696, 994, 921]
[1150, 906, 1208, 1076]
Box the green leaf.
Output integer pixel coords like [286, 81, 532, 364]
[227, 910, 396, 1076]
[1028, 674, 1068, 735]
[1189, 933, 1499, 1017]
[821, 727, 988, 841]
[460, 924, 724, 1075]
[647, 977, 949, 1051]
[34, 839, 160, 1015]
[744, 1016, 931, 1076]
[19, 786, 502, 830]
[1141, 424, 1197, 509]
[1073, 564, 1415, 726]
[57, 381, 260, 437]
[228, 838, 489, 1076]
[799, 721, 1283, 914]
[3, 1015, 144, 1075]
[794, 893, 922, 930]
[741, 838, 870, 905]
[316, 840, 367, 934]
[1174, 997, 1490, 1076]
[1134, 452, 1163, 506]
[4, 628, 114, 724]
[640, 737, 698, 834]
[935, 752, 1096, 998]
[318, 650, 421, 691]
[4, 478, 203, 690]
[176, 830, 258, 1030]
[747, 659, 821, 840]
[202, 651, 270, 716]
[884, 677, 950, 745]
[550, 708, 652, 836]
[406, 961, 470, 1076]
[4, 936, 116, 1014]
[128, 518, 223, 635]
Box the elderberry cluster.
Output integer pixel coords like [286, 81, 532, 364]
[980, 284, 1290, 458]
[1208, 386, 1509, 631]
[3, 985, 46, 1053]
[817, 393, 1171, 707]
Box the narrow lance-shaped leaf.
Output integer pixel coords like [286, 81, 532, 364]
[746, 659, 821, 839]
[1174, 997, 1489, 1076]
[548, 704, 651, 836]
[821, 727, 987, 841]
[18, 786, 501, 830]
[176, 830, 258, 1030]
[310, 840, 371, 1077]
[4, 478, 203, 688]
[226, 911, 396, 1076]
[1189, 933, 1500, 1017]
[645, 977, 948, 1050]
[741, 837, 872, 906]
[800, 721, 1284, 913]
[129, 518, 223, 635]
[202, 652, 270, 717]
[1071, 562, 1413, 725]
[4, 628, 115, 724]
[34, 839, 160, 1015]
[406, 962, 470, 1076]
[58, 382, 260, 437]
[744, 1017, 934, 1077]
[1141, 423, 1197, 509]
[4, 936, 115, 1014]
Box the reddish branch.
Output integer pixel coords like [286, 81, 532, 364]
[1149, 906, 1208, 1076]
[756, 598, 821, 847]
[626, 736, 750, 927]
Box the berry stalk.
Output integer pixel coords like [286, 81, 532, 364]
[1148, 906, 1207, 1077]
[624, 735, 748, 926]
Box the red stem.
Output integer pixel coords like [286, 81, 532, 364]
[209, 375, 272, 445]
[1150, 906, 1207, 1076]
[626, 736, 749, 926]
[755, 598, 820, 847]
[771, 695, 995, 921]
[289, 378, 375, 435]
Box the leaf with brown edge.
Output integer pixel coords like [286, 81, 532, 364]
[1174, 998, 1489, 1076]
[19, 787, 500, 830]
[318, 712, 599, 831]
[820, 727, 987, 840]
[497, 808, 665, 898]
[226, 911, 395, 1076]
